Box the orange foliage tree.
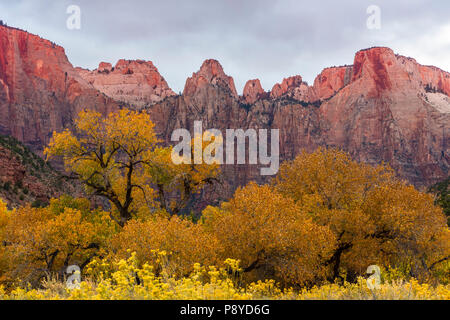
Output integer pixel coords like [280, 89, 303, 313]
[273, 148, 450, 281]
[110, 214, 221, 277]
[0, 196, 116, 286]
[202, 183, 336, 286]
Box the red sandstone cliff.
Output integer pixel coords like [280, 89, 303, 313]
[314, 47, 449, 185]
[0, 25, 118, 153]
[147, 47, 449, 190]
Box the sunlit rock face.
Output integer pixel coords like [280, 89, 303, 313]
[77, 59, 176, 108]
[0, 25, 119, 153]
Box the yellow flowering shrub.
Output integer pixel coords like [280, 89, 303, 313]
[0, 254, 448, 300]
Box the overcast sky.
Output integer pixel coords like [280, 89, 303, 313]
[1, 0, 449, 93]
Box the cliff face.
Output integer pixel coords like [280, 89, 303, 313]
[146, 48, 449, 194]
[77, 59, 176, 108]
[0, 23, 448, 198]
[313, 65, 353, 100]
[309, 48, 449, 186]
[0, 25, 118, 153]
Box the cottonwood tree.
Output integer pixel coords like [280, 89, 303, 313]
[45, 109, 219, 226]
[111, 215, 221, 277]
[202, 183, 336, 286]
[273, 148, 450, 281]
[0, 198, 116, 286]
[147, 134, 220, 216]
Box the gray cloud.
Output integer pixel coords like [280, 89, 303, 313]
[1, 0, 449, 93]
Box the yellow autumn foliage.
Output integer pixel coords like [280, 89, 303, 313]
[273, 148, 450, 281]
[110, 215, 221, 277]
[0, 197, 116, 286]
[45, 109, 220, 225]
[0, 254, 448, 300]
[0, 143, 448, 300]
[202, 183, 336, 286]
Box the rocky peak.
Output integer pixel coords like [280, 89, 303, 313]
[183, 59, 238, 97]
[98, 62, 112, 73]
[270, 75, 317, 102]
[0, 24, 118, 151]
[352, 47, 395, 78]
[351, 47, 396, 96]
[242, 79, 265, 104]
[312, 66, 353, 101]
[77, 59, 176, 107]
[349, 46, 450, 99]
[270, 75, 303, 98]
